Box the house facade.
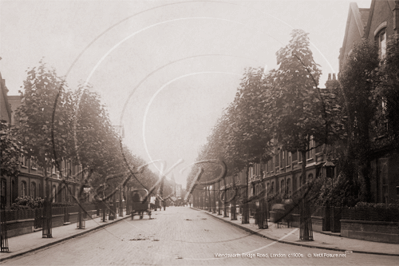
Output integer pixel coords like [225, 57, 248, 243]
[339, 0, 399, 204]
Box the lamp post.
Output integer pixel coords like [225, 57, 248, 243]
[323, 158, 335, 232]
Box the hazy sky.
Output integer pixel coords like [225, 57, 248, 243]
[1, 0, 372, 187]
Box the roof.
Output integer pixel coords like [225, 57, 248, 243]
[359, 8, 370, 30]
[0, 72, 12, 123]
[339, 2, 370, 70]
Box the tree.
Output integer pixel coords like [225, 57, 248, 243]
[263, 29, 332, 240]
[339, 39, 380, 202]
[0, 121, 21, 178]
[224, 68, 274, 223]
[73, 85, 124, 181]
[15, 61, 75, 198]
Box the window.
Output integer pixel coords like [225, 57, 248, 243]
[280, 179, 285, 195]
[306, 141, 312, 159]
[21, 181, 27, 197]
[52, 185, 57, 203]
[31, 182, 36, 198]
[31, 157, 37, 170]
[308, 174, 313, 183]
[21, 155, 27, 168]
[275, 153, 279, 168]
[376, 29, 387, 59]
[287, 152, 291, 166]
[286, 178, 291, 197]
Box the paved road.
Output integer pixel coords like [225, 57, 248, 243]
[3, 207, 397, 265]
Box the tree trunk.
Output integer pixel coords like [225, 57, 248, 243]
[300, 150, 313, 241]
[242, 165, 249, 224]
[231, 176, 237, 220]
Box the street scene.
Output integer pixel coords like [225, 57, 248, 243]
[1, 0, 399, 265]
[2, 207, 398, 265]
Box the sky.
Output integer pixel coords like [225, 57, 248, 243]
[1, 0, 372, 188]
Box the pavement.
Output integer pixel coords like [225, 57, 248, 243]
[0, 212, 131, 263]
[195, 208, 399, 257]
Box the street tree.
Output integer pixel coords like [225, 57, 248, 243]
[224, 68, 274, 223]
[0, 121, 21, 178]
[15, 61, 75, 198]
[339, 39, 380, 202]
[73, 85, 124, 182]
[263, 29, 334, 240]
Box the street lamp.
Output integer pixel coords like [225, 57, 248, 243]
[322, 159, 335, 232]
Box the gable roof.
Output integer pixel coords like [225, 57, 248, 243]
[339, 3, 370, 68]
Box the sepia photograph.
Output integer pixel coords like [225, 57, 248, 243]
[1, 0, 398, 265]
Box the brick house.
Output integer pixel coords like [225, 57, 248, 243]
[339, 0, 399, 204]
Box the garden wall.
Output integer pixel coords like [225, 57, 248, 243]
[341, 219, 399, 244]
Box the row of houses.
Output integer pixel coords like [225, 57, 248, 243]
[206, 0, 399, 205]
